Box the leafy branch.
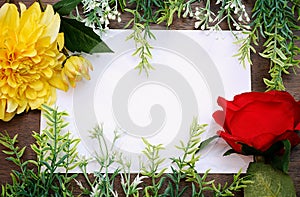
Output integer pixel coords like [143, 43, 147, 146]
[0, 105, 80, 197]
[125, 9, 156, 75]
[236, 0, 300, 90]
[141, 138, 167, 197]
[77, 124, 121, 196]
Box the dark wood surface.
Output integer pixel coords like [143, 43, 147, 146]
[0, 0, 299, 196]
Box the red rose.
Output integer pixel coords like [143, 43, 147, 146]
[213, 91, 300, 154]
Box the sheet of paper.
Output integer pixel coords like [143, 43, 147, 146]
[41, 30, 252, 173]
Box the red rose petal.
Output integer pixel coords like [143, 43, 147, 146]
[212, 110, 225, 127]
[214, 91, 300, 155]
[217, 97, 239, 111]
[229, 101, 294, 140]
[250, 133, 279, 152]
[276, 131, 300, 147]
[219, 131, 243, 153]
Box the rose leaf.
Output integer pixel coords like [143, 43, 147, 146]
[197, 135, 219, 152]
[269, 140, 291, 174]
[244, 162, 296, 197]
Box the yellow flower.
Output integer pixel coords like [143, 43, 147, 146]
[0, 2, 67, 121]
[62, 55, 93, 88]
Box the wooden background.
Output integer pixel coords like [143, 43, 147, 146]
[0, 0, 299, 196]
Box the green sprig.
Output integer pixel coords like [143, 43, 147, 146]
[0, 105, 80, 197]
[238, 0, 300, 91]
[141, 138, 167, 197]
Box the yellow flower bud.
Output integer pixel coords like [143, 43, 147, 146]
[62, 55, 93, 88]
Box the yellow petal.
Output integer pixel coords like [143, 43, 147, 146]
[41, 5, 60, 43]
[19, 3, 40, 43]
[0, 3, 19, 30]
[0, 98, 15, 121]
[0, 99, 6, 119]
[2, 111, 15, 121]
[6, 99, 18, 113]
[48, 72, 69, 91]
[25, 88, 37, 100]
[7, 87, 17, 97]
[29, 80, 44, 91]
[28, 98, 44, 109]
[16, 102, 27, 114]
[0, 79, 6, 87]
[57, 33, 64, 51]
[46, 87, 57, 105]
[19, 3, 27, 14]
[42, 67, 53, 78]
[7, 75, 17, 88]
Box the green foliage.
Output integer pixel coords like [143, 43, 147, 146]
[53, 0, 300, 89]
[53, 0, 82, 16]
[77, 124, 121, 196]
[120, 0, 300, 90]
[0, 111, 252, 196]
[118, 158, 146, 197]
[269, 140, 291, 174]
[156, 0, 187, 26]
[161, 118, 251, 197]
[233, 30, 257, 67]
[141, 138, 167, 197]
[126, 20, 155, 75]
[238, 0, 300, 91]
[163, 118, 208, 197]
[0, 105, 80, 197]
[225, 139, 292, 174]
[244, 162, 296, 197]
[124, 0, 159, 75]
[60, 17, 113, 53]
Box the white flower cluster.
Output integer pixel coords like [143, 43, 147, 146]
[81, 0, 121, 35]
[217, 0, 250, 30]
[191, 0, 250, 31]
[193, 6, 215, 30]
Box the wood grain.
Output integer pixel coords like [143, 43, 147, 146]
[0, 0, 299, 196]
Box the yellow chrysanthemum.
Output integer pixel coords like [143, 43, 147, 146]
[0, 3, 67, 121]
[62, 55, 93, 88]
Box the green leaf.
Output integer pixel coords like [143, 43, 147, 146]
[198, 135, 218, 152]
[269, 140, 291, 174]
[60, 17, 113, 53]
[244, 162, 296, 197]
[53, 0, 82, 16]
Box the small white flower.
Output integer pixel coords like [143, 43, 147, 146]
[194, 21, 201, 29]
[238, 15, 243, 21]
[234, 8, 238, 14]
